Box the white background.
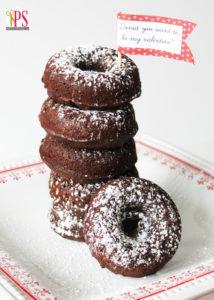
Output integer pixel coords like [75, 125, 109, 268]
[0, 0, 214, 167]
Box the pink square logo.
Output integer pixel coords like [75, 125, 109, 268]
[6, 9, 29, 30]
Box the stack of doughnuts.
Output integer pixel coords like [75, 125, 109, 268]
[39, 46, 182, 277]
[39, 46, 141, 241]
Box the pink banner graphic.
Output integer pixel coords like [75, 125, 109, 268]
[117, 13, 196, 64]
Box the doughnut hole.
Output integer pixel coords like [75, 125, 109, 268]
[121, 210, 143, 239]
[74, 60, 106, 73]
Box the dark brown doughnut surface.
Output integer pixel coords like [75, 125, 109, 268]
[39, 135, 137, 183]
[42, 46, 141, 109]
[39, 98, 138, 149]
[83, 177, 182, 277]
[49, 167, 139, 241]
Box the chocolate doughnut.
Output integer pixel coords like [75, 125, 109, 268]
[84, 177, 182, 277]
[49, 167, 139, 241]
[39, 98, 138, 149]
[39, 135, 137, 183]
[49, 207, 84, 241]
[42, 46, 141, 109]
[49, 167, 139, 212]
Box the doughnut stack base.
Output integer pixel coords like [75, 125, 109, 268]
[39, 45, 141, 242]
[49, 168, 139, 241]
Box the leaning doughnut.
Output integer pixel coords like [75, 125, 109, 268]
[83, 177, 181, 277]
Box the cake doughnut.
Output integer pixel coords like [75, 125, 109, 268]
[83, 177, 182, 277]
[49, 167, 139, 241]
[49, 206, 84, 241]
[42, 46, 141, 109]
[39, 135, 137, 183]
[39, 98, 138, 149]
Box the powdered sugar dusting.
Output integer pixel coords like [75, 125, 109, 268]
[49, 168, 139, 240]
[47, 45, 141, 97]
[42, 45, 142, 109]
[49, 45, 135, 80]
[50, 208, 83, 239]
[84, 177, 182, 272]
[42, 98, 137, 143]
[50, 172, 108, 211]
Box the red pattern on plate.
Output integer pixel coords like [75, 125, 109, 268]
[0, 249, 57, 300]
[0, 141, 213, 299]
[137, 141, 214, 191]
[117, 13, 196, 64]
[107, 262, 214, 300]
[0, 162, 46, 183]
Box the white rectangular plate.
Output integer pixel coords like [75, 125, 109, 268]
[0, 136, 214, 300]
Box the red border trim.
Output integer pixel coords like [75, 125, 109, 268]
[0, 162, 43, 174]
[0, 267, 37, 300]
[117, 13, 196, 27]
[137, 141, 214, 180]
[135, 269, 214, 300]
